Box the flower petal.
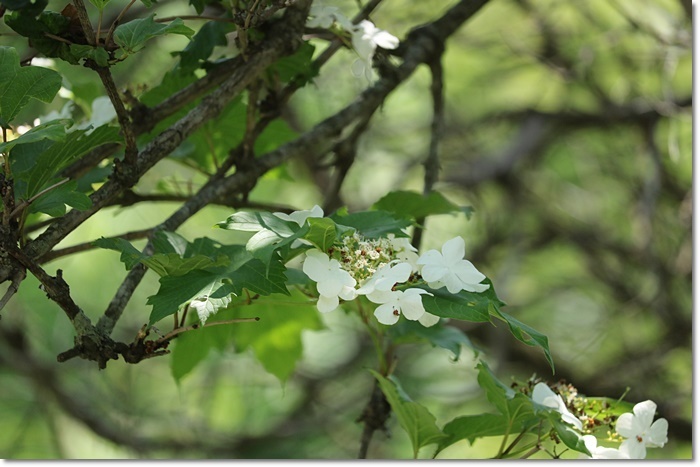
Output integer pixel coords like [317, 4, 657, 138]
[532, 383, 558, 408]
[418, 311, 440, 327]
[441, 237, 465, 264]
[374, 303, 400, 325]
[615, 413, 638, 439]
[317, 294, 339, 313]
[632, 400, 657, 432]
[416, 249, 442, 267]
[453, 259, 486, 286]
[302, 250, 329, 281]
[399, 289, 429, 320]
[619, 438, 646, 459]
[647, 418, 668, 447]
[373, 31, 399, 49]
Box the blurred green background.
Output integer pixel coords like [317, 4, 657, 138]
[0, 0, 692, 459]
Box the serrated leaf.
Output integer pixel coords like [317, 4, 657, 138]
[17, 124, 122, 199]
[0, 119, 70, 154]
[227, 256, 290, 296]
[304, 217, 336, 251]
[188, 281, 236, 323]
[176, 20, 233, 73]
[0, 46, 62, 124]
[114, 15, 194, 54]
[371, 371, 448, 458]
[330, 209, 412, 239]
[93, 237, 146, 270]
[153, 230, 189, 255]
[142, 253, 229, 277]
[148, 269, 225, 324]
[229, 290, 323, 382]
[28, 180, 92, 216]
[546, 413, 591, 457]
[373, 190, 473, 221]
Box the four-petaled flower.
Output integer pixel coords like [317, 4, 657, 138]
[531, 382, 583, 431]
[303, 250, 357, 313]
[616, 400, 668, 459]
[367, 288, 432, 325]
[417, 236, 489, 294]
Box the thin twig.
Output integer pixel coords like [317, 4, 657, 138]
[40, 228, 153, 263]
[155, 317, 260, 344]
[9, 178, 71, 219]
[104, 0, 137, 48]
[95, 67, 138, 166]
[154, 15, 237, 23]
[72, 0, 97, 45]
[0, 268, 25, 312]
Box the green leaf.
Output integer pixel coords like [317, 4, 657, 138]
[217, 210, 295, 234]
[373, 190, 474, 221]
[330, 209, 412, 239]
[0, 119, 70, 154]
[16, 124, 122, 199]
[142, 253, 229, 277]
[490, 307, 554, 374]
[440, 414, 513, 447]
[87, 0, 111, 10]
[371, 371, 448, 458]
[269, 41, 318, 85]
[176, 20, 234, 74]
[546, 413, 591, 457]
[229, 290, 323, 383]
[147, 244, 290, 324]
[114, 15, 194, 54]
[0, 46, 62, 124]
[417, 285, 494, 323]
[69, 44, 110, 67]
[388, 320, 480, 360]
[153, 230, 189, 255]
[93, 237, 146, 270]
[303, 217, 336, 251]
[28, 180, 92, 216]
[477, 361, 516, 416]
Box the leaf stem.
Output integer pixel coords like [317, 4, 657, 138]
[9, 178, 71, 219]
[105, 0, 137, 48]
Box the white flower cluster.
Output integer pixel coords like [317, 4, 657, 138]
[306, 0, 399, 81]
[532, 383, 669, 459]
[273, 206, 489, 327]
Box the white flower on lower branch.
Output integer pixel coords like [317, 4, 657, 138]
[615, 400, 668, 459]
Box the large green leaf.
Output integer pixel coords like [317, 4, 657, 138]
[229, 291, 323, 383]
[114, 15, 194, 54]
[371, 371, 448, 458]
[147, 245, 289, 324]
[176, 20, 234, 74]
[93, 237, 146, 270]
[0, 46, 62, 125]
[0, 119, 70, 154]
[373, 190, 473, 220]
[15, 124, 122, 199]
[28, 180, 92, 216]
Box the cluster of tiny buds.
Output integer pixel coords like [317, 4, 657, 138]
[329, 232, 395, 282]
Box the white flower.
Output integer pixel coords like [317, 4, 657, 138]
[356, 261, 412, 295]
[581, 435, 629, 459]
[417, 236, 489, 294]
[273, 205, 324, 227]
[306, 2, 353, 30]
[302, 250, 357, 313]
[350, 20, 399, 81]
[368, 288, 432, 325]
[616, 400, 668, 459]
[532, 382, 583, 431]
